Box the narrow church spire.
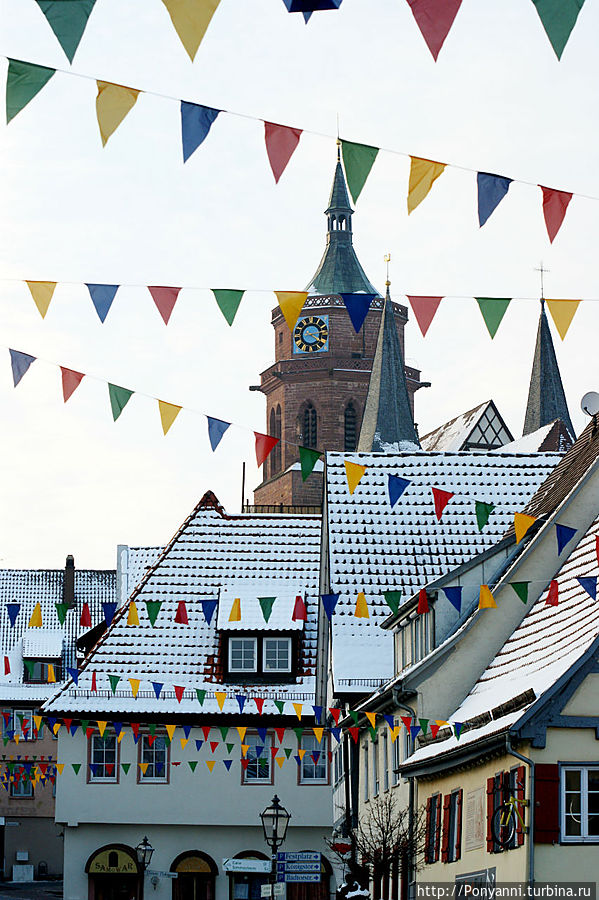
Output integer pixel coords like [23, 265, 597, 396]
[358, 282, 420, 451]
[523, 301, 575, 439]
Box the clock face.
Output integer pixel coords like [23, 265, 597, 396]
[293, 315, 329, 354]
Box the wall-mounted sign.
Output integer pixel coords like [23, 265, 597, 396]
[223, 859, 272, 874]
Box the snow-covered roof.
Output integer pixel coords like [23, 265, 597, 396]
[217, 584, 306, 631]
[22, 630, 64, 658]
[326, 450, 561, 685]
[126, 546, 162, 597]
[420, 401, 512, 452]
[44, 492, 321, 716]
[498, 420, 573, 454]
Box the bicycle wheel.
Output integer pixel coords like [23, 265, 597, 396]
[491, 804, 516, 847]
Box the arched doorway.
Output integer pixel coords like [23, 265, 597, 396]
[287, 854, 332, 900]
[85, 844, 142, 900]
[227, 850, 270, 900]
[171, 850, 218, 900]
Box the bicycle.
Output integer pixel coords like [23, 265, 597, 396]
[491, 780, 529, 847]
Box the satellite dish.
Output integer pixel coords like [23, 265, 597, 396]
[581, 392, 599, 416]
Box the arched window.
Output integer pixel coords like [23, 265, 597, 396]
[269, 407, 277, 478]
[302, 403, 317, 449]
[171, 850, 218, 900]
[269, 405, 282, 476]
[344, 402, 358, 451]
[339, 215, 346, 230]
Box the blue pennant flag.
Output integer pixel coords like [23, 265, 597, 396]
[257, 727, 268, 743]
[477, 173, 512, 227]
[89, 763, 99, 777]
[102, 602, 117, 627]
[312, 705, 323, 724]
[442, 586, 463, 614]
[236, 695, 246, 713]
[86, 284, 119, 323]
[207, 417, 231, 452]
[293, 754, 302, 766]
[151, 681, 163, 699]
[255, 745, 264, 758]
[321, 593, 339, 620]
[311, 751, 320, 765]
[330, 727, 341, 743]
[67, 667, 79, 685]
[383, 714, 395, 729]
[46, 718, 56, 732]
[223, 759, 233, 771]
[6, 604, 20, 627]
[9, 350, 36, 387]
[453, 722, 464, 740]
[340, 293, 376, 333]
[577, 576, 597, 601]
[112, 722, 123, 737]
[201, 599, 218, 625]
[388, 474, 410, 509]
[69, 723, 78, 735]
[195, 740, 203, 751]
[556, 523, 577, 555]
[156, 762, 164, 775]
[282, 0, 344, 10]
[181, 101, 220, 163]
[410, 725, 421, 740]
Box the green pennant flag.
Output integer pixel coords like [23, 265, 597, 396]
[419, 718, 429, 735]
[71, 763, 81, 775]
[258, 757, 267, 769]
[24, 660, 35, 677]
[35, 0, 98, 62]
[299, 447, 322, 482]
[349, 710, 359, 725]
[196, 689, 206, 705]
[341, 140, 379, 203]
[17, 714, 24, 726]
[219, 726, 229, 742]
[188, 760, 198, 772]
[108, 675, 120, 694]
[475, 501, 495, 532]
[80, 719, 89, 732]
[274, 700, 285, 714]
[284, 747, 293, 759]
[258, 597, 276, 623]
[510, 582, 530, 604]
[383, 590, 402, 615]
[531, 0, 586, 59]
[211, 290, 245, 326]
[6, 59, 56, 123]
[108, 384, 134, 421]
[226, 742, 235, 754]
[369, 727, 377, 741]
[149, 724, 157, 737]
[55, 602, 69, 625]
[145, 601, 162, 626]
[121, 762, 131, 774]
[475, 298, 511, 339]
[293, 727, 303, 743]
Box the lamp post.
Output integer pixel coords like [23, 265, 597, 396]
[260, 795, 291, 900]
[135, 835, 155, 872]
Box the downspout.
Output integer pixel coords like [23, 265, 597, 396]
[393, 691, 416, 899]
[505, 735, 535, 887]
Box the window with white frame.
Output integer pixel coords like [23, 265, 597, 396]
[263, 637, 291, 672]
[243, 733, 272, 784]
[392, 720, 401, 786]
[89, 734, 118, 783]
[300, 734, 328, 784]
[372, 735, 379, 797]
[363, 743, 369, 802]
[383, 730, 389, 792]
[229, 637, 257, 673]
[562, 766, 599, 841]
[9, 766, 33, 798]
[139, 735, 169, 782]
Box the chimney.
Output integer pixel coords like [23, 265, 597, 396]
[63, 555, 75, 608]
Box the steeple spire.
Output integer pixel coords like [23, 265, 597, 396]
[523, 301, 575, 439]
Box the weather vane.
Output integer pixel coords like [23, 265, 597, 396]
[384, 253, 391, 286]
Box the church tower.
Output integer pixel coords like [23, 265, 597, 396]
[250, 150, 423, 510]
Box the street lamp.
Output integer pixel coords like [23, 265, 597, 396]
[260, 794, 291, 854]
[135, 836, 155, 871]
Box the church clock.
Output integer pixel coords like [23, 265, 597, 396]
[293, 315, 329, 354]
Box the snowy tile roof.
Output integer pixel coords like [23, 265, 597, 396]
[497, 422, 557, 453]
[22, 630, 64, 658]
[420, 401, 512, 452]
[326, 450, 561, 684]
[44, 492, 321, 716]
[217, 583, 306, 631]
[124, 546, 162, 599]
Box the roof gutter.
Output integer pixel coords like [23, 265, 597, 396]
[505, 734, 534, 887]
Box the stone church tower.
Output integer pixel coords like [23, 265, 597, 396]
[251, 150, 422, 510]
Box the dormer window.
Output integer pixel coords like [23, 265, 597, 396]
[263, 638, 291, 673]
[23, 659, 62, 683]
[225, 635, 294, 681]
[229, 638, 257, 673]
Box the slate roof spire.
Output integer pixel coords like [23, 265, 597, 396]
[523, 300, 575, 440]
[305, 144, 380, 296]
[358, 283, 420, 451]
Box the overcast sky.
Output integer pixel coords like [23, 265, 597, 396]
[1, 0, 598, 569]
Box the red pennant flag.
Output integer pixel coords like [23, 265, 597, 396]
[406, 0, 463, 61]
[201, 726, 211, 742]
[400, 716, 412, 730]
[131, 723, 140, 740]
[255, 432, 279, 467]
[85, 726, 94, 739]
[417, 589, 429, 614]
[3, 657, 9, 675]
[255, 697, 265, 715]
[540, 187, 573, 243]
[174, 600, 189, 624]
[292, 595, 307, 621]
[80, 603, 91, 627]
[270, 746, 279, 758]
[275, 727, 286, 743]
[174, 685, 185, 702]
[329, 707, 342, 725]
[241, 758, 249, 771]
[91, 671, 97, 692]
[595, 535, 599, 565]
[349, 727, 360, 743]
[148, 286, 181, 325]
[328, 750, 333, 762]
[264, 122, 302, 184]
[63, 718, 72, 731]
[210, 741, 219, 753]
[432, 487, 454, 521]
[407, 296, 442, 337]
[546, 579, 559, 606]
[60, 367, 85, 403]
[430, 722, 441, 739]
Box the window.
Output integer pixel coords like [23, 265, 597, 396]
[344, 402, 357, 452]
[23, 659, 62, 683]
[425, 794, 442, 863]
[302, 403, 317, 449]
[333, 745, 344, 786]
[138, 735, 169, 783]
[443, 790, 462, 862]
[229, 637, 257, 673]
[372, 735, 379, 797]
[243, 733, 272, 784]
[392, 721, 400, 786]
[300, 734, 328, 784]
[10, 766, 33, 798]
[3, 710, 43, 742]
[562, 767, 599, 842]
[263, 638, 291, 673]
[363, 743, 369, 802]
[89, 734, 118, 783]
[382, 730, 389, 792]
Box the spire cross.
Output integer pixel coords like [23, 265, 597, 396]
[534, 262, 550, 306]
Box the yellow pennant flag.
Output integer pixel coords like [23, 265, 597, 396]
[28, 603, 43, 628]
[206, 759, 216, 772]
[236, 726, 247, 743]
[53, 722, 61, 735]
[96, 81, 140, 147]
[276, 756, 285, 768]
[355, 591, 369, 618]
[546, 299, 581, 340]
[26, 281, 56, 318]
[478, 584, 497, 609]
[127, 601, 140, 626]
[407, 157, 446, 215]
[14, 734, 20, 745]
[297, 748, 306, 760]
[514, 512, 537, 544]
[293, 703, 303, 721]
[435, 720, 449, 727]
[241, 743, 249, 757]
[55, 763, 64, 775]
[229, 598, 241, 622]
[166, 724, 176, 742]
[161, 0, 221, 61]
[117, 732, 125, 744]
[180, 738, 189, 750]
[215, 691, 227, 711]
[158, 400, 182, 435]
[97, 721, 107, 737]
[47, 664, 56, 683]
[139, 762, 149, 775]
[275, 291, 308, 331]
[390, 727, 401, 743]
[344, 460, 367, 495]
[365, 712, 377, 727]
[313, 727, 324, 743]
[33, 715, 42, 732]
[128, 678, 140, 698]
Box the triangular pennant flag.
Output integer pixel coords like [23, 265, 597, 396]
[383, 590, 402, 616]
[240, 758, 249, 770]
[292, 595, 307, 622]
[276, 756, 285, 769]
[475, 298, 511, 339]
[145, 601, 162, 626]
[228, 598, 241, 623]
[174, 685, 185, 703]
[215, 691, 227, 711]
[258, 597, 276, 623]
[477, 173, 512, 227]
[223, 759, 233, 771]
[299, 447, 322, 482]
[108, 675, 120, 694]
[211, 289, 244, 327]
[401, 716, 412, 730]
[349, 727, 360, 743]
[148, 286, 181, 325]
[28, 603, 42, 628]
[34, 0, 97, 62]
[219, 726, 229, 742]
[181, 102, 220, 162]
[275, 727, 286, 744]
[556, 523, 577, 555]
[47, 664, 56, 683]
[383, 714, 395, 730]
[103, 602, 117, 627]
[297, 749, 306, 761]
[255, 698, 265, 715]
[86, 283, 118, 322]
[478, 585, 497, 609]
[531, 0, 587, 59]
[365, 713, 376, 728]
[407, 157, 446, 214]
[9, 350, 36, 387]
[274, 700, 285, 714]
[108, 384, 133, 422]
[419, 719, 429, 735]
[430, 722, 441, 739]
[388, 475, 410, 509]
[196, 740, 204, 751]
[453, 722, 463, 740]
[330, 727, 341, 743]
[540, 186, 573, 242]
[236, 726, 247, 742]
[341, 140, 379, 203]
[201, 600, 217, 626]
[6, 604, 20, 627]
[255, 432, 279, 467]
[6, 59, 56, 123]
[442, 586, 462, 614]
[165, 724, 176, 743]
[293, 704, 303, 721]
[475, 501, 495, 532]
[72, 762, 82, 775]
[354, 591, 369, 618]
[406, 0, 463, 60]
[344, 460, 367, 495]
[321, 593, 339, 620]
[546, 579, 559, 606]
[514, 512, 537, 544]
[577, 576, 597, 601]
[188, 760, 198, 772]
[95, 81, 140, 146]
[160, 0, 221, 61]
[152, 682, 163, 699]
[121, 762, 131, 774]
[128, 678, 140, 698]
[510, 582, 530, 604]
[546, 299, 581, 340]
[97, 721, 107, 737]
[349, 710, 359, 725]
[236, 695, 246, 713]
[410, 725, 421, 740]
[257, 727, 268, 744]
[264, 123, 302, 183]
[67, 667, 79, 685]
[25, 281, 56, 318]
[158, 399, 182, 435]
[417, 589, 429, 615]
[340, 293, 376, 333]
[60, 367, 85, 403]
[91, 671, 97, 691]
[127, 602, 140, 626]
[24, 659, 36, 677]
[182, 725, 192, 740]
[407, 296, 442, 337]
[174, 600, 189, 624]
[112, 722, 123, 738]
[139, 762, 149, 775]
[196, 689, 206, 705]
[4, 656, 10, 674]
[207, 416, 231, 451]
[432, 487, 453, 521]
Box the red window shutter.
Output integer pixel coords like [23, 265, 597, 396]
[425, 797, 432, 864]
[455, 789, 463, 860]
[434, 797, 442, 862]
[534, 763, 559, 844]
[441, 794, 451, 863]
[516, 766, 526, 847]
[486, 776, 496, 852]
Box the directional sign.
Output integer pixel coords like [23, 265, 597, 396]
[277, 852, 320, 862]
[277, 874, 321, 884]
[277, 863, 320, 874]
